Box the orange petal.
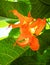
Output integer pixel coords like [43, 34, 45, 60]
[29, 36, 40, 51]
[9, 24, 21, 28]
[30, 18, 41, 27]
[35, 18, 46, 35]
[10, 10, 34, 24]
[10, 10, 24, 18]
[16, 34, 29, 47]
[17, 34, 25, 41]
[28, 12, 31, 17]
[10, 10, 25, 24]
[16, 41, 29, 47]
[27, 12, 34, 22]
[20, 24, 32, 38]
[13, 34, 25, 47]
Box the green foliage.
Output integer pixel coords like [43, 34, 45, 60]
[38, 29, 50, 54]
[0, 1, 30, 18]
[0, 37, 29, 65]
[40, 0, 50, 5]
[30, 0, 50, 18]
[0, 0, 50, 65]
[9, 28, 20, 38]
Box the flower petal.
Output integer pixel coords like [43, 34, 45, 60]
[10, 10, 25, 24]
[20, 24, 32, 38]
[29, 18, 46, 35]
[16, 41, 29, 47]
[29, 18, 39, 27]
[9, 23, 21, 28]
[16, 34, 29, 47]
[28, 12, 31, 17]
[35, 18, 46, 35]
[29, 36, 40, 51]
[11, 10, 34, 24]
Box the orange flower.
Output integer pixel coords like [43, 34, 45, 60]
[30, 18, 46, 36]
[9, 10, 46, 51]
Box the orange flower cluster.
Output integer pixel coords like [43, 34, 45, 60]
[9, 10, 46, 51]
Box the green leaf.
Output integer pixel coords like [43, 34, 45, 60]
[10, 51, 39, 65]
[0, 20, 9, 28]
[9, 28, 20, 38]
[30, 0, 50, 18]
[10, 56, 37, 65]
[38, 29, 50, 54]
[10, 47, 50, 65]
[0, 1, 30, 18]
[10, 50, 46, 65]
[0, 37, 29, 65]
[40, 0, 50, 5]
[43, 47, 50, 60]
[42, 47, 50, 65]
[17, 0, 31, 4]
[0, 16, 19, 24]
